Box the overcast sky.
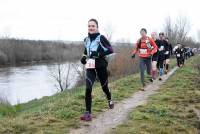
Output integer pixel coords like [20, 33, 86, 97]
[0, 0, 199, 42]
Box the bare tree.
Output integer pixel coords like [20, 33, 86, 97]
[50, 62, 71, 92]
[164, 16, 173, 38]
[163, 14, 191, 45]
[103, 23, 115, 42]
[49, 46, 72, 92]
[197, 30, 200, 42]
[72, 63, 86, 86]
[163, 16, 177, 45]
[176, 15, 190, 43]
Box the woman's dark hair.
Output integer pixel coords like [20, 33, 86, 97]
[159, 32, 164, 36]
[138, 28, 147, 48]
[140, 28, 147, 34]
[88, 19, 99, 28]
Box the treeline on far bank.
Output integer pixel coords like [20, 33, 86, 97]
[0, 38, 83, 66]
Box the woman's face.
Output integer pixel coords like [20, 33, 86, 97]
[88, 21, 98, 34]
[159, 33, 164, 40]
[151, 32, 157, 40]
[140, 30, 147, 38]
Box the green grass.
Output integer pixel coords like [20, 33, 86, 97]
[169, 57, 177, 68]
[112, 56, 200, 134]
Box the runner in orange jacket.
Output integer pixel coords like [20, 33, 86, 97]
[132, 28, 158, 90]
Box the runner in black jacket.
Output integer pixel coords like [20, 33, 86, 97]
[157, 32, 168, 81]
[174, 43, 185, 67]
[164, 37, 173, 74]
[80, 19, 114, 121]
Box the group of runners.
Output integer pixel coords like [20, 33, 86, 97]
[131, 29, 173, 89]
[132, 28, 193, 90]
[79, 18, 191, 121]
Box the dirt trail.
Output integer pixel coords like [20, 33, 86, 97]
[70, 67, 178, 134]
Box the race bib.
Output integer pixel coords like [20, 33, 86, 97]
[159, 46, 164, 51]
[139, 49, 147, 54]
[85, 59, 95, 69]
[165, 51, 169, 55]
[176, 54, 181, 57]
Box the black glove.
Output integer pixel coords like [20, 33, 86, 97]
[131, 54, 135, 59]
[80, 56, 87, 65]
[90, 51, 99, 58]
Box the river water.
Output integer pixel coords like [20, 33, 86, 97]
[0, 62, 81, 105]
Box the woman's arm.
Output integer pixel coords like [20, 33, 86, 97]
[99, 35, 114, 56]
[132, 40, 139, 55]
[83, 47, 87, 57]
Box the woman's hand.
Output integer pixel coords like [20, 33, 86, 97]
[80, 56, 87, 64]
[131, 54, 136, 59]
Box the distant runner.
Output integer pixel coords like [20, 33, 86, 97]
[173, 43, 185, 67]
[164, 37, 173, 74]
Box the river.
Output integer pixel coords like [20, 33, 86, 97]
[0, 62, 81, 105]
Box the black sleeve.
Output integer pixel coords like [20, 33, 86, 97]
[99, 35, 114, 56]
[156, 40, 161, 48]
[165, 41, 170, 51]
[155, 40, 159, 47]
[83, 48, 87, 56]
[170, 44, 173, 50]
[83, 38, 87, 56]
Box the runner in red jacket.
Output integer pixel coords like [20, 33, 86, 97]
[132, 28, 158, 90]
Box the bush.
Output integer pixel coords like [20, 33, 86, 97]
[108, 44, 140, 80]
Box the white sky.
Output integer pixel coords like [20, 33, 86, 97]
[0, 0, 199, 42]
